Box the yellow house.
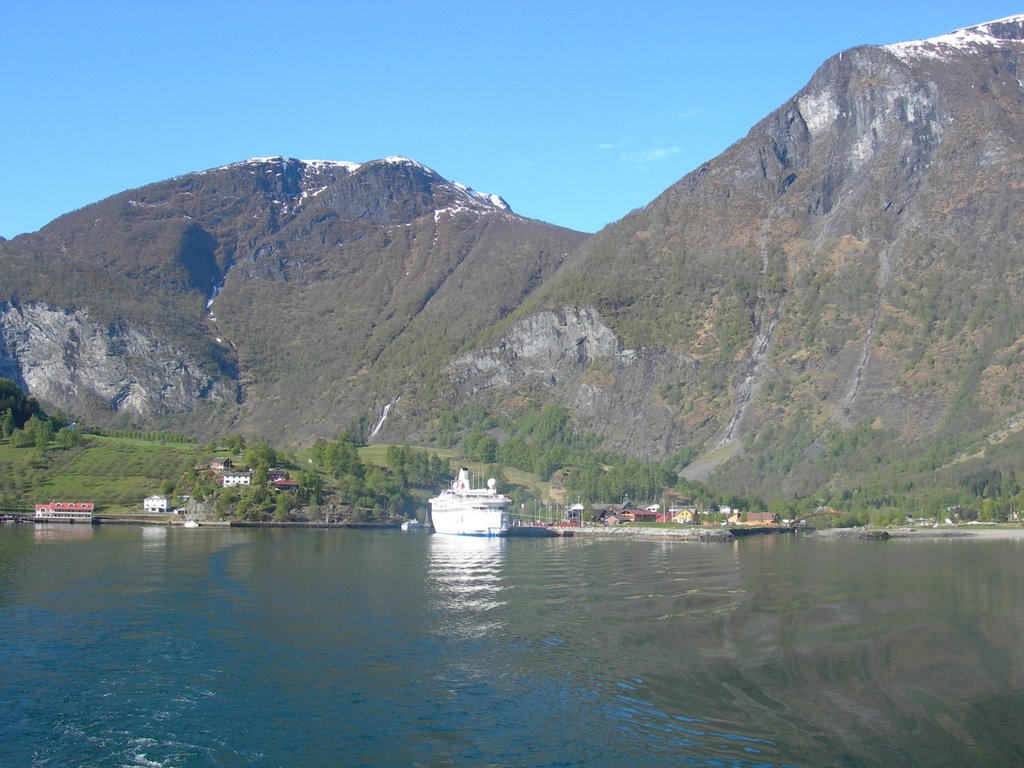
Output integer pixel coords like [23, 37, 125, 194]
[671, 506, 699, 524]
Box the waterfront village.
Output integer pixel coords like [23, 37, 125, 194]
[28, 457, 301, 524]
[24, 453, 787, 530]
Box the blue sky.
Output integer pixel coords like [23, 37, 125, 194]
[2, 1, 1021, 238]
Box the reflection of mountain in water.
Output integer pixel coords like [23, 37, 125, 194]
[426, 535, 508, 639]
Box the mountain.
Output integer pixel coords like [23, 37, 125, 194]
[445, 16, 1024, 498]
[0, 157, 586, 439]
[4, 16, 1024, 505]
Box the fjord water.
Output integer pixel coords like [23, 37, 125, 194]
[1, 527, 1022, 767]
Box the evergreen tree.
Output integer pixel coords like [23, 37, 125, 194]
[1, 409, 15, 438]
[0, 378, 43, 430]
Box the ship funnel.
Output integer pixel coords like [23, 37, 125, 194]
[455, 467, 470, 491]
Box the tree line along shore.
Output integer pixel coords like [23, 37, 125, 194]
[4, 376, 1024, 529]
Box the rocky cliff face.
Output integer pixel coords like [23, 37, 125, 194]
[445, 306, 619, 395]
[0, 301, 236, 418]
[444, 305, 706, 457]
[445, 16, 1024, 493]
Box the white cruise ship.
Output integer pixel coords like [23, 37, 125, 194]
[429, 468, 510, 536]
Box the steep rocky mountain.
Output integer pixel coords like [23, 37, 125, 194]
[445, 16, 1024, 497]
[0, 157, 586, 439]
[4, 16, 1024, 504]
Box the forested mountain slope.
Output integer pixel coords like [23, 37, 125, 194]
[0, 157, 586, 440]
[446, 16, 1024, 498]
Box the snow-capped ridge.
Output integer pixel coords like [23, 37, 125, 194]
[884, 14, 1024, 62]
[380, 155, 429, 171]
[302, 159, 362, 173]
[450, 181, 511, 211]
[200, 155, 511, 214]
[215, 157, 362, 173]
[359, 157, 509, 211]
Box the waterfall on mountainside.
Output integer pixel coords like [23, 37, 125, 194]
[371, 396, 401, 437]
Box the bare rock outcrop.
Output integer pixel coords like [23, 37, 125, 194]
[445, 306, 619, 395]
[0, 301, 236, 417]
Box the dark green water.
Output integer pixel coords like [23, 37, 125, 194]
[1, 525, 1022, 766]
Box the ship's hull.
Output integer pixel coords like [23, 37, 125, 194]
[430, 506, 509, 536]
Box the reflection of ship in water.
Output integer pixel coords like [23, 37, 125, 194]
[427, 534, 508, 638]
[142, 526, 168, 549]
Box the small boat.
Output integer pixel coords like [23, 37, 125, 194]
[429, 467, 511, 536]
[182, 520, 200, 528]
[401, 519, 423, 531]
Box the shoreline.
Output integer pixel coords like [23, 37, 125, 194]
[3, 515, 404, 530]
[538, 524, 737, 541]
[10, 515, 1024, 541]
[533, 524, 1024, 541]
[812, 525, 1024, 540]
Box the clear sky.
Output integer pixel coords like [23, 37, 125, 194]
[2, 1, 1021, 238]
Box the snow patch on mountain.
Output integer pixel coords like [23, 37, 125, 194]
[377, 157, 510, 212]
[884, 15, 1024, 62]
[302, 159, 362, 173]
[451, 181, 510, 211]
[205, 157, 363, 175]
[381, 156, 431, 172]
[300, 185, 330, 201]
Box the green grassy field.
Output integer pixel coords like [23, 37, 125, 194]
[502, 466, 552, 500]
[0, 435, 206, 512]
[356, 444, 459, 468]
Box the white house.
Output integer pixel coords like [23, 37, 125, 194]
[221, 470, 253, 487]
[143, 495, 171, 514]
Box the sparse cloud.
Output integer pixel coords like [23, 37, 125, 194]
[597, 142, 621, 151]
[669, 109, 704, 120]
[622, 145, 683, 166]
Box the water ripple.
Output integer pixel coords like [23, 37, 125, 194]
[3, 528, 1024, 765]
